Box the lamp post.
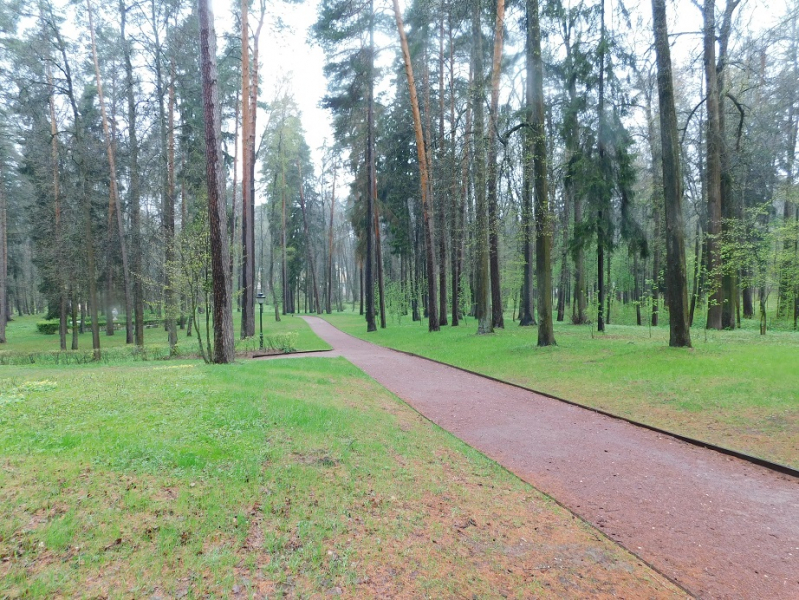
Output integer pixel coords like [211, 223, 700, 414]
[256, 292, 265, 350]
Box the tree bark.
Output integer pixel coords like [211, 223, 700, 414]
[471, 0, 493, 334]
[365, 0, 378, 332]
[0, 160, 6, 344]
[704, 0, 724, 330]
[120, 0, 144, 347]
[718, 0, 739, 329]
[167, 57, 178, 350]
[198, 0, 235, 363]
[44, 47, 68, 349]
[652, 0, 692, 347]
[644, 87, 662, 327]
[55, 21, 100, 359]
[297, 161, 321, 314]
[87, 0, 133, 345]
[519, 2, 535, 328]
[327, 166, 336, 314]
[230, 88, 239, 286]
[392, 0, 439, 332]
[375, 203, 387, 328]
[240, 0, 254, 338]
[437, 12, 448, 327]
[280, 132, 288, 314]
[596, 0, 607, 333]
[487, 0, 506, 329]
[449, 12, 462, 326]
[529, 0, 555, 346]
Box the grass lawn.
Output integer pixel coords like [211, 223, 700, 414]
[0, 353, 679, 597]
[324, 311, 799, 469]
[0, 312, 330, 362]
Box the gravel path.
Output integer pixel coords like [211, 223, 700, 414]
[291, 316, 799, 599]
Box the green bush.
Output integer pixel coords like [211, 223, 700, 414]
[264, 332, 299, 353]
[36, 320, 60, 335]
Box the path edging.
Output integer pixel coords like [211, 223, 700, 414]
[307, 317, 697, 597]
[318, 317, 799, 480]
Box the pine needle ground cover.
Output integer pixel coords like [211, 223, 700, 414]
[325, 313, 799, 469]
[0, 356, 679, 597]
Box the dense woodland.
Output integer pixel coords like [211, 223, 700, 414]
[0, 0, 797, 362]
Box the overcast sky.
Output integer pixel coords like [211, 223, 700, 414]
[211, 0, 333, 180]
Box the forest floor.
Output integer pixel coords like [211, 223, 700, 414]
[0, 328, 680, 597]
[302, 315, 799, 599]
[323, 311, 799, 469]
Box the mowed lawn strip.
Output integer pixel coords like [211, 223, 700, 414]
[0, 358, 680, 598]
[0, 313, 331, 358]
[324, 312, 799, 469]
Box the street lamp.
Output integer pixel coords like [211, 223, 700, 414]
[256, 292, 265, 350]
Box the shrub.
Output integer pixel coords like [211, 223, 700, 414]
[37, 320, 60, 335]
[264, 332, 298, 353]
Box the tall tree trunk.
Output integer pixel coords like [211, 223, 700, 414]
[557, 169, 570, 324]
[470, 0, 492, 334]
[87, 0, 133, 345]
[269, 230, 281, 322]
[120, 0, 144, 347]
[606, 253, 612, 324]
[281, 150, 288, 314]
[437, 12, 448, 327]
[198, 0, 235, 363]
[392, 0, 439, 332]
[634, 252, 642, 325]
[718, 0, 739, 329]
[45, 52, 68, 349]
[230, 88, 239, 282]
[652, 0, 692, 347]
[56, 22, 100, 358]
[450, 13, 462, 326]
[596, 0, 607, 333]
[149, 0, 177, 349]
[704, 0, 724, 330]
[529, 0, 555, 346]
[297, 161, 321, 314]
[689, 222, 703, 326]
[240, 0, 254, 338]
[71, 289, 79, 350]
[365, 0, 378, 332]
[246, 2, 265, 325]
[779, 27, 798, 317]
[645, 87, 662, 327]
[375, 204, 387, 328]
[519, 0, 536, 328]
[571, 163, 587, 323]
[167, 57, 178, 349]
[359, 261, 364, 315]
[486, 0, 506, 329]
[327, 166, 336, 314]
[0, 160, 6, 344]
[562, 22, 587, 326]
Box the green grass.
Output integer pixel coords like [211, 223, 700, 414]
[324, 309, 799, 469]
[0, 311, 329, 363]
[0, 356, 677, 597]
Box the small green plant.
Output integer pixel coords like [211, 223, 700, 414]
[36, 320, 60, 335]
[264, 332, 298, 353]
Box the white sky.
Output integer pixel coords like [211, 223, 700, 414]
[206, 0, 785, 182]
[211, 0, 334, 179]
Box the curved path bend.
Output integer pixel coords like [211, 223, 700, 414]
[278, 317, 798, 599]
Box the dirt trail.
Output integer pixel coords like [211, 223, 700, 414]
[290, 316, 799, 599]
